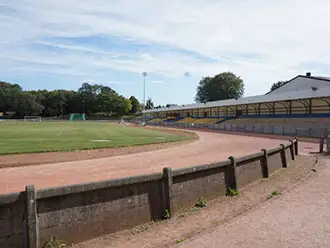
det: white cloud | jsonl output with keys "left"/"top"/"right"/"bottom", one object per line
{"left": 107, "top": 81, "right": 135, "bottom": 86}
{"left": 151, "top": 80, "right": 167, "bottom": 84}
{"left": 1, "top": 0, "right": 330, "bottom": 97}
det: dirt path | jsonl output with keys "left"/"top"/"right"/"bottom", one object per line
{"left": 0, "top": 130, "right": 319, "bottom": 194}
{"left": 175, "top": 155, "right": 330, "bottom": 248}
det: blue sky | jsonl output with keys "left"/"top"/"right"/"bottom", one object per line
{"left": 0, "top": 0, "right": 330, "bottom": 105}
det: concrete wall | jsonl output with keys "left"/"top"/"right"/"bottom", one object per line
{"left": 171, "top": 162, "right": 230, "bottom": 213}
{"left": 0, "top": 140, "right": 298, "bottom": 248}
{"left": 236, "top": 153, "right": 264, "bottom": 188}
{"left": 37, "top": 174, "right": 165, "bottom": 245}
{"left": 0, "top": 192, "right": 26, "bottom": 248}
{"left": 150, "top": 121, "right": 329, "bottom": 138}
{"left": 267, "top": 148, "right": 284, "bottom": 174}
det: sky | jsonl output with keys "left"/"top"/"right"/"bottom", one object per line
{"left": 0, "top": 0, "right": 330, "bottom": 106}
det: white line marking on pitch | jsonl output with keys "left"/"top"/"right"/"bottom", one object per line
{"left": 57, "top": 128, "right": 65, "bottom": 136}
{"left": 90, "top": 140, "right": 112, "bottom": 142}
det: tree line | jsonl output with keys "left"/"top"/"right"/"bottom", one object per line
{"left": 1, "top": 73, "right": 285, "bottom": 118}
{"left": 0, "top": 81, "right": 142, "bottom": 118}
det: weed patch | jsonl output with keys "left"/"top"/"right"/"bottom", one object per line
{"left": 176, "top": 238, "right": 186, "bottom": 243}
{"left": 267, "top": 190, "right": 282, "bottom": 200}
{"left": 43, "top": 236, "right": 67, "bottom": 248}
{"left": 227, "top": 187, "right": 240, "bottom": 197}
{"left": 195, "top": 197, "right": 208, "bottom": 208}
{"left": 163, "top": 209, "right": 170, "bottom": 220}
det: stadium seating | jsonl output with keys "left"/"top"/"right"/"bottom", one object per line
{"left": 148, "top": 118, "right": 166, "bottom": 123}
{"left": 164, "top": 116, "right": 184, "bottom": 122}
{"left": 175, "top": 117, "right": 224, "bottom": 124}
{"left": 192, "top": 118, "right": 223, "bottom": 124}
{"left": 176, "top": 117, "right": 195, "bottom": 123}
{"left": 222, "top": 116, "right": 330, "bottom": 127}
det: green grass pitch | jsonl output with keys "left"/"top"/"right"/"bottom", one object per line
{"left": 0, "top": 121, "right": 188, "bottom": 155}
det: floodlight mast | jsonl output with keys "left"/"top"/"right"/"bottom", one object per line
{"left": 142, "top": 72, "right": 147, "bottom": 123}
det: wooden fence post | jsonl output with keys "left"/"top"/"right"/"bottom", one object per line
{"left": 163, "top": 167, "right": 173, "bottom": 218}
{"left": 226, "top": 156, "right": 238, "bottom": 193}
{"left": 261, "top": 149, "right": 269, "bottom": 178}
{"left": 280, "top": 144, "right": 287, "bottom": 168}
{"left": 319, "top": 136, "right": 324, "bottom": 153}
{"left": 294, "top": 138, "right": 298, "bottom": 155}
{"left": 25, "top": 185, "right": 39, "bottom": 248}
{"left": 289, "top": 140, "right": 295, "bottom": 160}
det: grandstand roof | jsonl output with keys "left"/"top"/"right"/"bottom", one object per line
{"left": 143, "top": 85, "right": 330, "bottom": 113}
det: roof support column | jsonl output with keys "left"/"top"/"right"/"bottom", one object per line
{"left": 289, "top": 100, "right": 292, "bottom": 115}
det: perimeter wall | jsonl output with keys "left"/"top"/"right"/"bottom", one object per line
{"left": 0, "top": 139, "right": 298, "bottom": 248}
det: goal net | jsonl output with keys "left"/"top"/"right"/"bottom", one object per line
{"left": 24, "top": 116, "right": 42, "bottom": 122}
{"left": 69, "top": 113, "right": 85, "bottom": 121}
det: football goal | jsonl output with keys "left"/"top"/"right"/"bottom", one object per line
{"left": 69, "top": 113, "right": 86, "bottom": 121}
{"left": 24, "top": 116, "right": 42, "bottom": 122}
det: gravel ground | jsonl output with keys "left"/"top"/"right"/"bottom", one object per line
{"left": 175, "top": 156, "right": 330, "bottom": 248}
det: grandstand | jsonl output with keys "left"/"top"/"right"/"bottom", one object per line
{"left": 143, "top": 73, "right": 330, "bottom": 137}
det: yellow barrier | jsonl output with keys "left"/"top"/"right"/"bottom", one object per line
{"left": 149, "top": 118, "right": 166, "bottom": 123}
{"left": 176, "top": 117, "right": 195, "bottom": 123}
{"left": 192, "top": 118, "right": 223, "bottom": 124}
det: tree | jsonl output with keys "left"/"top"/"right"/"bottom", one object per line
{"left": 16, "top": 92, "right": 43, "bottom": 117}
{"left": 0, "top": 81, "right": 140, "bottom": 118}
{"left": 195, "top": 72, "right": 244, "bottom": 103}
{"left": 78, "top": 83, "right": 100, "bottom": 115}
{"left": 0, "top": 81, "right": 22, "bottom": 112}
{"left": 112, "top": 95, "right": 132, "bottom": 116}
{"left": 145, "top": 98, "right": 154, "bottom": 110}
{"left": 270, "top": 81, "right": 286, "bottom": 92}
{"left": 129, "top": 96, "right": 141, "bottom": 114}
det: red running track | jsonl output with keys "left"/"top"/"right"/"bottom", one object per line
{"left": 0, "top": 131, "right": 318, "bottom": 194}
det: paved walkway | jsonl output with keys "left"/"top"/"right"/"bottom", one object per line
{"left": 175, "top": 156, "right": 330, "bottom": 248}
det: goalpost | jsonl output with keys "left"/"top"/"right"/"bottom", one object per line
{"left": 24, "top": 116, "right": 42, "bottom": 122}
{"left": 69, "top": 113, "right": 85, "bottom": 121}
